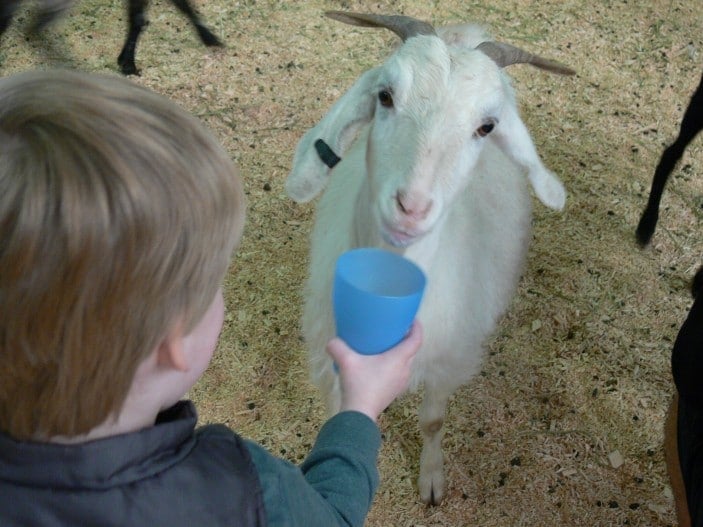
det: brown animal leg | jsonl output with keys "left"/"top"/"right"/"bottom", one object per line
{"left": 664, "top": 392, "right": 692, "bottom": 527}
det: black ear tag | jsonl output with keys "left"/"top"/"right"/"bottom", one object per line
{"left": 314, "top": 139, "right": 341, "bottom": 168}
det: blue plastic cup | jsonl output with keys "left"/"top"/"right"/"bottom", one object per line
{"left": 333, "top": 248, "right": 426, "bottom": 354}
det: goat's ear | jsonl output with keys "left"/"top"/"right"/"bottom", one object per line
{"left": 491, "top": 104, "right": 567, "bottom": 211}
{"left": 285, "top": 68, "right": 379, "bottom": 203}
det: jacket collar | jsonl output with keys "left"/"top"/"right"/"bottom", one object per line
{"left": 0, "top": 401, "right": 197, "bottom": 490}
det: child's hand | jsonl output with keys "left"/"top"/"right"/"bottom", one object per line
{"left": 326, "top": 320, "right": 422, "bottom": 422}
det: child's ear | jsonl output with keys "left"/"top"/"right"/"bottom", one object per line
{"left": 156, "top": 324, "right": 188, "bottom": 372}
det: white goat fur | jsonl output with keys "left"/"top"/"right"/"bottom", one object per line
{"left": 286, "top": 22, "right": 567, "bottom": 504}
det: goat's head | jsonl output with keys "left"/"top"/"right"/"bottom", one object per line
{"left": 286, "top": 12, "right": 573, "bottom": 247}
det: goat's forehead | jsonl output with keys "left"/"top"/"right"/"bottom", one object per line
{"left": 380, "top": 37, "right": 450, "bottom": 93}
{"left": 380, "top": 39, "right": 505, "bottom": 114}
{"left": 448, "top": 51, "right": 505, "bottom": 107}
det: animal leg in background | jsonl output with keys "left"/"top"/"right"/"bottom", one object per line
{"left": 117, "top": 0, "right": 222, "bottom": 75}
{"left": 0, "top": 0, "right": 22, "bottom": 38}
{"left": 692, "top": 265, "right": 703, "bottom": 298}
{"left": 117, "top": 0, "right": 149, "bottom": 75}
{"left": 0, "top": 0, "right": 71, "bottom": 40}
{"left": 664, "top": 392, "right": 692, "bottom": 527}
{"left": 0, "top": 0, "right": 75, "bottom": 65}
{"left": 27, "top": 0, "right": 73, "bottom": 36}
{"left": 637, "top": 71, "right": 703, "bottom": 246}
{"left": 170, "top": 0, "right": 222, "bottom": 47}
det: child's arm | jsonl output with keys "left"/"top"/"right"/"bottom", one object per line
{"left": 246, "top": 411, "right": 380, "bottom": 527}
{"left": 245, "top": 325, "right": 421, "bottom": 526}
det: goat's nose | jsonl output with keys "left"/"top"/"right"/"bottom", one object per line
{"left": 396, "top": 190, "right": 433, "bottom": 220}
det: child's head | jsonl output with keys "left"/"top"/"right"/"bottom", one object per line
{"left": 0, "top": 69, "right": 245, "bottom": 441}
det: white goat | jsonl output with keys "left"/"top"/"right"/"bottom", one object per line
{"left": 286, "top": 12, "right": 573, "bottom": 505}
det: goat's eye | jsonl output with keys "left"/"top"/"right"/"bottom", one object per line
{"left": 378, "top": 89, "right": 394, "bottom": 108}
{"left": 476, "top": 122, "right": 495, "bottom": 137}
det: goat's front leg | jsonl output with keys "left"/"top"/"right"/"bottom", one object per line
{"left": 418, "top": 380, "right": 455, "bottom": 505}
{"left": 169, "top": 0, "right": 222, "bottom": 47}
{"left": 118, "top": 0, "right": 148, "bottom": 75}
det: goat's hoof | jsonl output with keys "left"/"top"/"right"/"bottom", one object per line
{"left": 420, "top": 485, "right": 443, "bottom": 506}
{"left": 418, "top": 471, "right": 444, "bottom": 506}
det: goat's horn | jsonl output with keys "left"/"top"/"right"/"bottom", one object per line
{"left": 325, "top": 11, "right": 436, "bottom": 41}
{"left": 477, "top": 41, "right": 575, "bottom": 75}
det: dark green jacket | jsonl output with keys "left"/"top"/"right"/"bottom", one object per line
{"left": 246, "top": 409, "right": 381, "bottom": 526}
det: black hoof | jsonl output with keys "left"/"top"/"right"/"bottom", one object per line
{"left": 118, "top": 60, "right": 139, "bottom": 76}
{"left": 635, "top": 209, "right": 657, "bottom": 247}
{"left": 196, "top": 25, "right": 222, "bottom": 47}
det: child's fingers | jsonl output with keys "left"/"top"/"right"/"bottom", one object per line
{"left": 386, "top": 320, "right": 423, "bottom": 363}
{"left": 403, "top": 320, "right": 423, "bottom": 352}
{"left": 327, "top": 319, "right": 423, "bottom": 365}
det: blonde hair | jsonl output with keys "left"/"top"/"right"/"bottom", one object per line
{"left": 0, "top": 69, "right": 245, "bottom": 440}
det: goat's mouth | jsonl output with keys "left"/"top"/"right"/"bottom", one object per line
{"left": 381, "top": 221, "right": 425, "bottom": 248}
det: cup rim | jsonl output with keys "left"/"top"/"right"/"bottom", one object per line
{"left": 335, "top": 247, "right": 426, "bottom": 299}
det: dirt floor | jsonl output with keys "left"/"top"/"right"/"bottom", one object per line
{"left": 2, "top": 0, "right": 702, "bottom": 525}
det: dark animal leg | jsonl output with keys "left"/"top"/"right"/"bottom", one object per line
{"left": 692, "top": 265, "right": 703, "bottom": 299}
{"left": 118, "top": 0, "right": 148, "bottom": 75}
{"left": 19, "top": 1, "right": 76, "bottom": 67}
{"left": 636, "top": 72, "right": 703, "bottom": 246}
{"left": 0, "top": 0, "right": 22, "bottom": 39}
{"left": 28, "top": 2, "right": 71, "bottom": 36}
{"left": 169, "top": 0, "right": 222, "bottom": 47}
